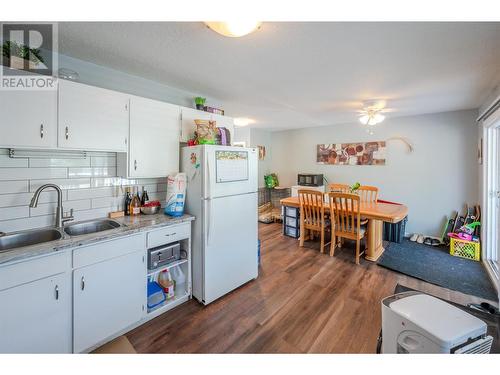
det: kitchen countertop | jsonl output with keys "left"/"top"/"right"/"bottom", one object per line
{"left": 0, "top": 213, "right": 195, "bottom": 266}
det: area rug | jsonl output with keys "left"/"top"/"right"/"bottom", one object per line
{"left": 377, "top": 239, "right": 497, "bottom": 301}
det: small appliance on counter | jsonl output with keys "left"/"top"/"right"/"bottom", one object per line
{"left": 381, "top": 291, "right": 493, "bottom": 353}
{"left": 297, "top": 173, "right": 324, "bottom": 187}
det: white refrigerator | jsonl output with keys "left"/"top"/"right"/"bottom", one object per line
{"left": 181, "top": 145, "right": 259, "bottom": 305}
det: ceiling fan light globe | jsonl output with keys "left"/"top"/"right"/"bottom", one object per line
{"left": 205, "top": 21, "right": 262, "bottom": 37}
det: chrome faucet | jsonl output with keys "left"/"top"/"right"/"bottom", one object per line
{"left": 30, "top": 184, "right": 74, "bottom": 228}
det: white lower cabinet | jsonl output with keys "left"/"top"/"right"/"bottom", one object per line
{"left": 0, "top": 271, "right": 72, "bottom": 353}
{"left": 73, "top": 249, "right": 146, "bottom": 353}
{"left": 0, "top": 223, "right": 191, "bottom": 354}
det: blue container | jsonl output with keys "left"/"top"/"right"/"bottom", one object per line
{"left": 147, "top": 281, "right": 166, "bottom": 309}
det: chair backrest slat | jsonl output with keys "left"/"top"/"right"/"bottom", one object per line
{"left": 357, "top": 185, "right": 379, "bottom": 202}
{"left": 298, "top": 189, "right": 324, "bottom": 229}
{"left": 327, "top": 192, "right": 361, "bottom": 235}
{"left": 328, "top": 183, "right": 350, "bottom": 193}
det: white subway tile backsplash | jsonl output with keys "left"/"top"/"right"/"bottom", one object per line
{"left": 30, "top": 199, "right": 91, "bottom": 217}
{"left": 0, "top": 167, "right": 67, "bottom": 181}
{"left": 91, "top": 155, "right": 117, "bottom": 167}
{"left": 0, "top": 149, "right": 166, "bottom": 232}
{"left": 72, "top": 208, "right": 113, "bottom": 222}
{"left": 68, "top": 167, "right": 115, "bottom": 178}
{"left": 0, "top": 206, "right": 30, "bottom": 220}
{"left": 157, "top": 183, "right": 168, "bottom": 191}
{"left": 67, "top": 187, "right": 118, "bottom": 201}
{"left": 0, "top": 155, "right": 29, "bottom": 168}
{"left": 30, "top": 178, "right": 91, "bottom": 191}
{"left": 91, "top": 196, "right": 123, "bottom": 210}
{"left": 0, "top": 215, "right": 56, "bottom": 233}
{"left": 0, "top": 180, "right": 29, "bottom": 194}
{"left": 91, "top": 177, "right": 124, "bottom": 188}
{"left": 29, "top": 158, "right": 91, "bottom": 168}
{"left": 0, "top": 190, "right": 60, "bottom": 208}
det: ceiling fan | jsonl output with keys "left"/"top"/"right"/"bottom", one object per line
{"left": 357, "top": 101, "right": 393, "bottom": 126}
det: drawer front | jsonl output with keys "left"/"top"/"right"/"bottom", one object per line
{"left": 147, "top": 223, "right": 190, "bottom": 249}
{"left": 0, "top": 252, "right": 71, "bottom": 292}
{"left": 73, "top": 233, "right": 145, "bottom": 268}
{"left": 285, "top": 206, "right": 298, "bottom": 218}
{"left": 284, "top": 226, "right": 299, "bottom": 238}
{"left": 285, "top": 216, "right": 298, "bottom": 228}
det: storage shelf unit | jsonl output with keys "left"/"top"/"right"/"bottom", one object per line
{"left": 146, "top": 258, "right": 188, "bottom": 277}
{"left": 283, "top": 205, "right": 300, "bottom": 238}
{"left": 147, "top": 283, "right": 189, "bottom": 314}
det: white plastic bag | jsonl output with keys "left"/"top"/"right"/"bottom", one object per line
{"left": 164, "top": 173, "right": 187, "bottom": 217}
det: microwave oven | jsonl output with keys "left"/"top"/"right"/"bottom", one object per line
{"left": 297, "top": 174, "right": 324, "bottom": 187}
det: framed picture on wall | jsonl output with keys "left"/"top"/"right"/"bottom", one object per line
{"left": 258, "top": 145, "right": 266, "bottom": 160}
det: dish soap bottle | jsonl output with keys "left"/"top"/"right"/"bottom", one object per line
{"left": 158, "top": 270, "right": 175, "bottom": 300}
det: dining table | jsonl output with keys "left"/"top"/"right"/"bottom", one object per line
{"left": 280, "top": 196, "right": 409, "bottom": 261}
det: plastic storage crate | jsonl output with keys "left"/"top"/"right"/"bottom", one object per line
{"left": 283, "top": 206, "right": 300, "bottom": 238}
{"left": 383, "top": 216, "right": 408, "bottom": 243}
{"left": 450, "top": 237, "right": 481, "bottom": 261}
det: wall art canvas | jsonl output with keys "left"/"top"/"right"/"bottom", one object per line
{"left": 258, "top": 145, "right": 266, "bottom": 160}
{"left": 317, "top": 141, "right": 386, "bottom": 165}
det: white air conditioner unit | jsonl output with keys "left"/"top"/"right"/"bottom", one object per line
{"left": 381, "top": 291, "right": 493, "bottom": 353}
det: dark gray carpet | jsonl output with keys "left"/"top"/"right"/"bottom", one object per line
{"left": 377, "top": 239, "right": 497, "bottom": 301}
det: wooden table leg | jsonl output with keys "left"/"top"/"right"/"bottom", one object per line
{"left": 365, "top": 219, "right": 384, "bottom": 261}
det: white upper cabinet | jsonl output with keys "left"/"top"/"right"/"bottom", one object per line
{"left": 58, "top": 79, "right": 129, "bottom": 152}
{"left": 180, "top": 107, "right": 234, "bottom": 144}
{"left": 0, "top": 89, "right": 57, "bottom": 149}
{"left": 118, "top": 96, "right": 180, "bottom": 178}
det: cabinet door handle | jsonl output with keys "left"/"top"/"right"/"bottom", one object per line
{"left": 81, "top": 276, "right": 85, "bottom": 291}
{"left": 65, "top": 126, "right": 69, "bottom": 140}
{"left": 134, "top": 160, "right": 137, "bottom": 171}
{"left": 55, "top": 285, "right": 59, "bottom": 300}
{"left": 165, "top": 232, "right": 176, "bottom": 237}
{"left": 40, "top": 124, "right": 44, "bottom": 139}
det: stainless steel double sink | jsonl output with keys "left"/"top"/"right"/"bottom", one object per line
{"left": 0, "top": 219, "right": 122, "bottom": 253}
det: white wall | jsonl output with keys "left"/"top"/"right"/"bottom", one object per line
{"left": 234, "top": 128, "right": 273, "bottom": 188}
{"left": 270, "top": 110, "right": 479, "bottom": 236}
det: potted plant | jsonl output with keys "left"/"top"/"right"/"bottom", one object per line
{"left": 1, "top": 41, "right": 45, "bottom": 70}
{"left": 194, "top": 97, "right": 206, "bottom": 110}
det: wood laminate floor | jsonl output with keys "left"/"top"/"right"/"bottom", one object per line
{"left": 126, "top": 223, "right": 493, "bottom": 353}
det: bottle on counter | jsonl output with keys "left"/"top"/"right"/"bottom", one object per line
{"left": 130, "top": 187, "right": 141, "bottom": 216}
{"left": 141, "top": 186, "right": 149, "bottom": 206}
{"left": 124, "top": 188, "right": 132, "bottom": 216}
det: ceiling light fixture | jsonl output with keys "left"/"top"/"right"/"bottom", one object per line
{"left": 233, "top": 117, "right": 255, "bottom": 127}
{"left": 204, "top": 22, "right": 262, "bottom": 38}
{"left": 359, "top": 111, "right": 385, "bottom": 126}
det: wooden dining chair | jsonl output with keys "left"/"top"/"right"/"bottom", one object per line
{"left": 298, "top": 189, "right": 329, "bottom": 253}
{"left": 328, "top": 183, "right": 350, "bottom": 193}
{"left": 327, "top": 192, "right": 366, "bottom": 264}
{"left": 357, "top": 185, "right": 379, "bottom": 202}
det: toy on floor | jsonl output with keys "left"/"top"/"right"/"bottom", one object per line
{"left": 448, "top": 221, "right": 480, "bottom": 242}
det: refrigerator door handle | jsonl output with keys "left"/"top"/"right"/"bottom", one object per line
{"left": 206, "top": 153, "right": 211, "bottom": 199}
{"left": 206, "top": 198, "right": 214, "bottom": 246}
